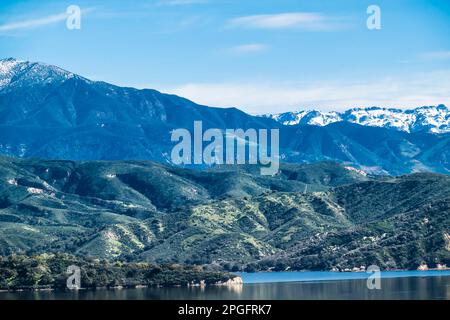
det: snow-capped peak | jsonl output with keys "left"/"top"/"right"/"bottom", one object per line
{"left": 0, "top": 57, "right": 78, "bottom": 90}
{"left": 271, "top": 110, "right": 342, "bottom": 126}
{"left": 265, "top": 105, "right": 450, "bottom": 134}
{"left": 0, "top": 58, "right": 23, "bottom": 87}
{"left": 0, "top": 58, "right": 21, "bottom": 72}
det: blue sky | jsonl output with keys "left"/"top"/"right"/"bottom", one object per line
{"left": 0, "top": 0, "right": 450, "bottom": 114}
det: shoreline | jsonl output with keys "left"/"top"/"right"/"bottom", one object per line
{"left": 0, "top": 276, "right": 244, "bottom": 293}
{"left": 2, "top": 270, "right": 450, "bottom": 293}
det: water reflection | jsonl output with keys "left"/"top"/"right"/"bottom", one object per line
{"left": 1, "top": 276, "right": 449, "bottom": 300}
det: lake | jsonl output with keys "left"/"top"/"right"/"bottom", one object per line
{"left": 1, "top": 271, "right": 449, "bottom": 300}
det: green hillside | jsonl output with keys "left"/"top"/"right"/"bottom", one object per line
{"left": 0, "top": 156, "right": 448, "bottom": 270}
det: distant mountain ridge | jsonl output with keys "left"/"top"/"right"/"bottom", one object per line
{"left": 0, "top": 57, "right": 275, "bottom": 160}
{"left": 265, "top": 105, "right": 450, "bottom": 134}
{"left": 2, "top": 57, "right": 450, "bottom": 175}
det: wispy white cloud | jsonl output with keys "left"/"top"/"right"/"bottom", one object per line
{"left": 227, "top": 12, "right": 346, "bottom": 31}
{"left": 160, "top": 71, "right": 450, "bottom": 114}
{"left": 0, "top": 13, "right": 68, "bottom": 32}
{"left": 230, "top": 43, "right": 268, "bottom": 54}
{"left": 156, "top": 0, "right": 208, "bottom": 6}
{"left": 0, "top": 8, "right": 94, "bottom": 33}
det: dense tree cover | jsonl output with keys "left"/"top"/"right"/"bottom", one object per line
{"left": 0, "top": 254, "right": 233, "bottom": 291}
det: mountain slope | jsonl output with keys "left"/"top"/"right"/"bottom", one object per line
{"left": 259, "top": 174, "right": 450, "bottom": 270}
{"left": 280, "top": 122, "right": 450, "bottom": 175}
{"left": 0, "top": 156, "right": 367, "bottom": 258}
{"left": 0, "top": 157, "right": 448, "bottom": 270}
{"left": 0, "top": 58, "right": 276, "bottom": 161}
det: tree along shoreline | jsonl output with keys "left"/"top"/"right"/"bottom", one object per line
{"left": 0, "top": 253, "right": 236, "bottom": 292}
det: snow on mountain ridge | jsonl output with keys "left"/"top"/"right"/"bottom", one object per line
{"left": 0, "top": 58, "right": 21, "bottom": 73}
{"left": 0, "top": 58, "right": 84, "bottom": 91}
{"left": 0, "top": 58, "right": 22, "bottom": 88}
{"left": 2, "top": 58, "right": 448, "bottom": 134}
{"left": 266, "top": 105, "right": 450, "bottom": 134}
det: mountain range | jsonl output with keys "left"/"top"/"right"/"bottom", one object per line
{"left": 0, "top": 156, "right": 448, "bottom": 270}
{"left": 1, "top": 57, "right": 450, "bottom": 176}
{"left": 0, "top": 58, "right": 449, "bottom": 271}
{"left": 0, "top": 58, "right": 274, "bottom": 160}
{"left": 265, "top": 105, "right": 450, "bottom": 134}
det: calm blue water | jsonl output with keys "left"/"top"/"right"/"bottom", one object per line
{"left": 1, "top": 271, "right": 449, "bottom": 300}
{"left": 239, "top": 270, "right": 450, "bottom": 284}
